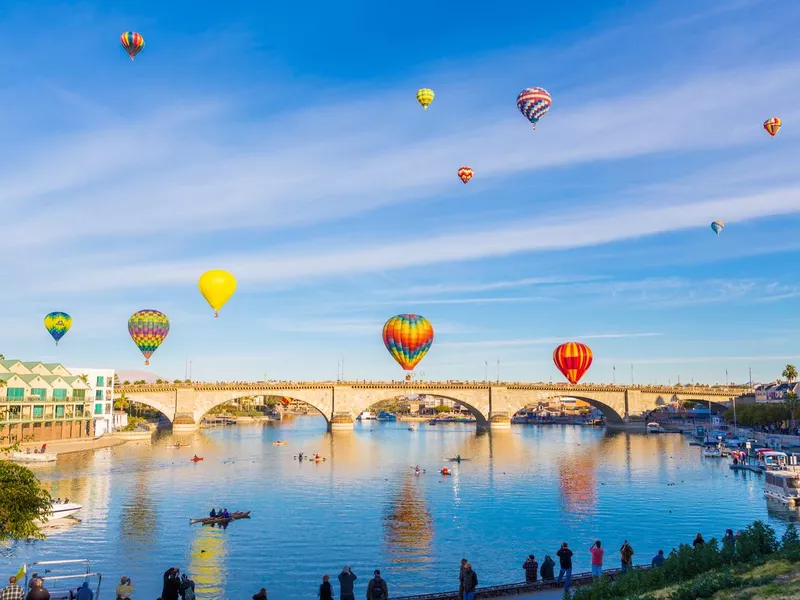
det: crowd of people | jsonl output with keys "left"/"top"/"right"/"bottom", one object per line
{"left": 0, "top": 529, "right": 738, "bottom": 599}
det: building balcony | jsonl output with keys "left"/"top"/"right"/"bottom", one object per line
{"left": 2, "top": 395, "right": 85, "bottom": 403}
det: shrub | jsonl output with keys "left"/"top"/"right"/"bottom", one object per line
{"left": 780, "top": 523, "right": 800, "bottom": 559}
{"left": 735, "top": 521, "right": 778, "bottom": 562}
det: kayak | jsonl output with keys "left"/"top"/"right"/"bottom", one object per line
{"left": 445, "top": 458, "right": 471, "bottom": 462}
{"left": 167, "top": 443, "right": 190, "bottom": 449}
{"left": 440, "top": 469, "right": 451, "bottom": 475}
{"left": 190, "top": 457, "right": 204, "bottom": 462}
{"left": 273, "top": 442, "right": 288, "bottom": 446}
{"left": 190, "top": 511, "right": 251, "bottom": 525}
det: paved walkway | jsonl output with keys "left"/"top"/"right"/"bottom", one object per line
{"left": 20, "top": 436, "right": 126, "bottom": 455}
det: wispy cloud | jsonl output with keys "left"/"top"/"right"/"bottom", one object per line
{"left": 389, "top": 276, "right": 607, "bottom": 296}
{"left": 598, "top": 355, "right": 800, "bottom": 365}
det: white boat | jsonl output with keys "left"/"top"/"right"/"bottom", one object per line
{"left": 357, "top": 411, "right": 377, "bottom": 421}
{"left": 408, "top": 424, "right": 417, "bottom": 431}
{"left": 764, "top": 470, "right": 800, "bottom": 506}
{"left": 646, "top": 422, "right": 666, "bottom": 433}
{"left": 758, "top": 450, "right": 789, "bottom": 471}
{"left": 44, "top": 501, "right": 82, "bottom": 522}
{"left": 9, "top": 451, "right": 57, "bottom": 463}
{"left": 703, "top": 447, "right": 723, "bottom": 458}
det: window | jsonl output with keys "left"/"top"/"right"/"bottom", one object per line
{"left": 53, "top": 389, "right": 67, "bottom": 400}
{"left": 65, "top": 405, "right": 74, "bottom": 418}
{"left": 6, "top": 388, "right": 24, "bottom": 400}
{"left": 95, "top": 390, "right": 103, "bottom": 400}
{"left": 73, "top": 390, "right": 86, "bottom": 400}
{"left": 105, "top": 403, "right": 111, "bottom": 414}
{"left": 96, "top": 376, "right": 104, "bottom": 387}
{"left": 31, "top": 388, "right": 47, "bottom": 400}
{"left": 94, "top": 403, "right": 103, "bottom": 415}
{"left": 33, "top": 405, "right": 43, "bottom": 418}
{"left": 55, "top": 405, "right": 65, "bottom": 418}
{"left": 75, "top": 405, "right": 84, "bottom": 417}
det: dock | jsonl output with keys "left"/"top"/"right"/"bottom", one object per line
{"left": 729, "top": 463, "right": 763, "bottom": 474}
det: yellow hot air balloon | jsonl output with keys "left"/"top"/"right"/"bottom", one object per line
{"left": 416, "top": 88, "right": 435, "bottom": 111}
{"left": 198, "top": 270, "right": 237, "bottom": 317}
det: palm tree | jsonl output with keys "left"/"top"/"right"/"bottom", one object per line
{"left": 783, "top": 365, "right": 798, "bottom": 383}
{"left": 78, "top": 374, "right": 89, "bottom": 385}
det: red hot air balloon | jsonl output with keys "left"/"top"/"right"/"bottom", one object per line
{"left": 382, "top": 314, "right": 434, "bottom": 371}
{"left": 553, "top": 342, "right": 593, "bottom": 384}
{"left": 457, "top": 166, "right": 474, "bottom": 184}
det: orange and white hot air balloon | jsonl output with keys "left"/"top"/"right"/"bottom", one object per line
{"left": 764, "top": 117, "right": 781, "bottom": 137}
{"left": 553, "top": 342, "right": 593, "bottom": 384}
{"left": 457, "top": 166, "right": 474, "bottom": 184}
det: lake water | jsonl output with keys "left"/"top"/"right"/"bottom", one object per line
{"left": 1, "top": 419, "right": 795, "bottom": 599}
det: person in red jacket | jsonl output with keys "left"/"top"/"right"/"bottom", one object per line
{"left": 589, "top": 540, "right": 604, "bottom": 578}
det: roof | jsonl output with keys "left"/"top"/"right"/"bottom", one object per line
{"left": 0, "top": 373, "right": 22, "bottom": 383}
{"left": 39, "top": 375, "right": 70, "bottom": 386}
{"left": 0, "top": 360, "right": 23, "bottom": 368}
{"left": 20, "top": 361, "right": 45, "bottom": 370}
{"left": 15, "top": 374, "right": 50, "bottom": 385}
{"left": 43, "top": 363, "right": 71, "bottom": 373}
{"left": 62, "top": 376, "right": 89, "bottom": 388}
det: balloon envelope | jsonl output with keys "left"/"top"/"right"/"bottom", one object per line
{"left": 383, "top": 314, "right": 434, "bottom": 371}
{"left": 44, "top": 312, "right": 72, "bottom": 345}
{"left": 198, "top": 270, "right": 237, "bottom": 317}
{"left": 120, "top": 32, "right": 145, "bottom": 60}
{"left": 711, "top": 221, "right": 724, "bottom": 235}
{"left": 128, "top": 309, "right": 169, "bottom": 366}
{"left": 416, "top": 88, "right": 435, "bottom": 110}
{"left": 553, "top": 342, "right": 593, "bottom": 384}
{"left": 457, "top": 166, "right": 474, "bottom": 184}
{"left": 764, "top": 117, "right": 781, "bottom": 137}
{"left": 517, "top": 87, "right": 552, "bottom": 129}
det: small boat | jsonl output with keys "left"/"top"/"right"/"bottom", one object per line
{"left": 377, "top": 412, "right": 397, "bottom": 422}
{"left": 166, "top": 443, "right": 190, "bottom": 449}
{"left": 190, "top": 510, "right": 251, "bottom": 525}
{"left": 9, "top": 451, "right": 57, "bottom": 463}
{"left": 357, "top": 411, "right": 377, "bottom": 421}
{"left": 273, "top": 441, "right": 288, "bottom": 446}
{"left": 190, "top": 457, "right": 204, "bottom": 462}
{"left": 445, "top": 457, "right": 471, "bottom": 462}
{"left": 646, "top": 422, "right": 666, "bottom": 434}
{"left": 40, "top": 501, "right": 82, "bottom": 523}
{"left": 440, "top": 468, "right": 451, "bottom": 475}
{"left": 408, "top": 424, "right": 417, "bottom": 431}
{"left": 703, "top": 448, "right": 723, "bottom": 458}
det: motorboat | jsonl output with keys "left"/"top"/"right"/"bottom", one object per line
{"left": 357, "top": 411, "right": 377, "bottom": 421}
{"left": 764, "top": 471, "right": 800, "bottom": 506}
{"left": 646, "top": 422, "right": 666, "bottom": 434}
{"left": 408, "top": 424, "right": 417, "bottom": 431}
{"left": 377, "top": 412, "right": 397, "bottom": 422}
{"left": 757, "top": 450, "right": 789, "bottom": 471}
{"left": 703, "top": 447, "right": 723, "bottom": 458}
{"left": 42, "top": 501, "right": 82, "bottom": 523}
{"left": 9, "top": 450, "right": 57, "bottom": 463}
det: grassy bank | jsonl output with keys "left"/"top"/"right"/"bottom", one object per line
{"left": 571, "top": 521, "right": 800, "bottom": 600}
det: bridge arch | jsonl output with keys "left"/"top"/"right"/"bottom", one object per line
{"left": 361, "top": 393, "right": 490, "bottom": 430}
{"left": 192, "top": 389, "right": 334, "bottom": 427}
{"left": 119, "top": 391, "right": 177, "bottom": 423}
{"left": 542, "top": 395, "right": 624, "bottom": 424}
{"left": 194, "top": 393, "right": 331, "bottom": 427}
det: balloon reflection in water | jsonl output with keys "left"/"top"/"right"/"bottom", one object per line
{"left": 383, "top": 474, "right": 433, "bottom": 567}
{"left": 558, "top": 453, "right": 597, "bottom": 518}
{"left": 189, "top": 521, "right": 228, "bottom": 597}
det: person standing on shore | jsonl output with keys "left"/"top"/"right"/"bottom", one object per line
{"left": 458, "top": 558, "right": 467, "bottom": 599}
{"left": 461, "top": 563, "right": 478, "bottom": 600}
{"left": 161, "top": 568, "right": 180, "bottom": 600}
{"left": 2, "top": 576, "right": 24, "bottom": 600}
{"left": 366, "top": 570, "right": 387, "bottom": 600}
{"left": 338, "top": 567, "right": 357, "bottom": 600}
{"left": 319, "top": 575, "right": 333, "bottom": 600}
{"left": 693, "top": 533, "right": 705, "bottom": 548}
{"left": 556, "top": 543, "right": 573, "bottom": 591}
{"left": 540, "top": 556, "right": 555, "bottom": 582}
{"left": 651, "top": 550, "right": 665, "bottom": 567}
{"left": 620, "top": 541, "right": 634, "bottom": 573}
{"left": 522, "top": 555, "right": 538, "bottom": 583}
{"left": 589, "top": 540, "right": 604, "bottom": 578}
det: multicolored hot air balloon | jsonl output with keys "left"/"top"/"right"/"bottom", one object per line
{"left": 517, "top": 87, "right": 552, "bottom": 130}
{"left": 553, "top": 342, "right": 593, "bottom": 384}
{"left": 44, "top": 312, "right": 72, "bottom": 346}
{"left": 764, "top": 117, "right": 781, "bottom": 137}
{"left": 198, "top": 270, "right": 237, "bottom": 317}
{"left": 383, "top": 314, "right": 434, "bottom": 371}
{"left": 711, "top": 221, "right": 724, "bottom": 236}
{"left": 457, "top": 166, "right": 474, "bottom": 184}
{"left": 416, "top": 88, "right": 435, "bottom": 111}
{"left": 120, "top": 32, "right": 145, "bottom": 60}
{"left": 128, "top": 310, "right": 169, "bottom": 366}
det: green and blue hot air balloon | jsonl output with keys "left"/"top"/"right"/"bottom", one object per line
{"left": 44, "top": 312, "right": 72, "bottom": 345}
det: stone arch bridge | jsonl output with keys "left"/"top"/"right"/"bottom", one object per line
{"left": 117, "top": 381, "right": 745, "bottom": 432}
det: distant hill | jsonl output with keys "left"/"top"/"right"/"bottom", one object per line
{"left": 116, "top": 369, "right": 166, "bottom": 384}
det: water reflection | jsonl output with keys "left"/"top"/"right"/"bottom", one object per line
{"left": 188, "top": 524, "right": 228, "bottom": 597}
{"left": 383, "top": 473, "right": 432, "bottom": 568}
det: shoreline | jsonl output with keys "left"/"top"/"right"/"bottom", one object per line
{"left": 19, "top": 435, "right": 128, "bottom": 456}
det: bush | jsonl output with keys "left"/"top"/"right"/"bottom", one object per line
{"left": 781, "top": 523, "right": 800, "bottom": 559}
{"left": 735, "top": 521, "right": 778, "bottom": 562}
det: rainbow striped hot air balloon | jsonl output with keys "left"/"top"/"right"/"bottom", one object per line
{"left": 416, "top": 88, "right": 435, "bottom": 111}
{"left": 121, "top": 32, "right": 145, "bottom": 60}
{"left": 383, "top": 314, "right": 434, "bottom": 371}
{"left": 764, "top": 117, "right": 781, "bottom": 137}
{"left": 553, "top": 342, "right": 593, "bottom": 384}
{"left": 128, "top": 309, "right": 169, "bottom": 366}
{"left": 517, "top": 87, "right": 552, "bottom": 130}
{"left": 44, "top": 312, "right": 72, "bottom": 346}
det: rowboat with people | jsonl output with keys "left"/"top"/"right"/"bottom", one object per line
{"left": 190, "top": 511, "right": 251, "bottom": 525}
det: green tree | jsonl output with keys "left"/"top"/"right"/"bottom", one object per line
{"left": 114, "top": 392, "right": 130, "bottom": 412}
{"left": 783, "top": 364, "right": 798, "bottom": 383}
{"left": 78, "top": 374, "right": 89, "bottom": 385}
{"left": 0, "top": 460, "right": 52, "bottom": 540}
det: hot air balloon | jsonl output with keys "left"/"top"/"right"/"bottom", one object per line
{"left": 711, "top": 221, "right": 724, "bottom": 236}
{"left": 383, "top": 314, "right": 434, "bottom": 371}
{"left": 416, "top": 88, "right": 435, "bottom": 111}
{"left": 764, "top": 117, "right": 781, "bottom": 137}
{"left": 128, "top": 310, "right": 169, "bottom": 366}
{"left": 198, "top": 270, "right": 237, "bottom": 317}
{"left": 120, "top": 32, "right": 145, "bottom": 60}
{"left": 457, "top": 166, "right": 474, "bottom": 184}
{"left": 517, "top": 87, "right": 552, "bottom": 130}
{"left": 553, "top": 342, "right": 593, "bottom": 384}
{"left": 44, "top": 312, "right": 72, "bottom": 346}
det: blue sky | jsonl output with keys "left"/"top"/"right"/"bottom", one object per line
{"left": 1, "top": 0, "right": 799, "bottom": 385}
